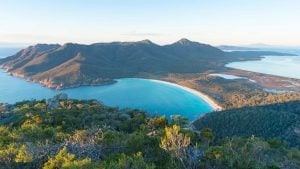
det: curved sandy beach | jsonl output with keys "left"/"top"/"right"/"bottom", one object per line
{"left": 150, "top": 79, "right": 223, "bottom": 111}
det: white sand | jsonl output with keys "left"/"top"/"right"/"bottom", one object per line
{"left": 150, "top": 79, "right": 223, "bottom": 111}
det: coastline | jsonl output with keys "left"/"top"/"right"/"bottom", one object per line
{"left": 0, "top": 68, "right": 223, "bottom": 111}
{"left": 149, "top": 79, "right": 223, "bottom": 111}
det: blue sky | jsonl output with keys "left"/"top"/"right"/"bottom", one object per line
{"left": 0, "top": 0, "right": 300, "bottom": 46}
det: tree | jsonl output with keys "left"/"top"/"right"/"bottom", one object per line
{"left": 0, "top": 143, "right": 18, "bottom": 164}
{"left": 200, "top": 128, "right": 214, "bottom": 146}
{"left": 43, "top": 146, "right": 91, "bottom": 169}
{"left": 160, "top": 125, "right": 191, "bottom": 168}
{"left": 170, "top": 115, "right": 188, "bottom": 127}
{"left": 15, "top": 144, "right": 33, "bottom": 163}
{"left": 147, "top": 116, "right": 167, "bottom": 131}
{"left": 201, "top": 137, "right": 290, "bottom": 169}
{"left": 104, "top": 152, "right": 155, "bottom": 169}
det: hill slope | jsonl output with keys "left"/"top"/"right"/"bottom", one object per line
{"left": 0, "top": 97, "right": 299, "bottom": 169}
{"left": 192, "top": 101, "right": 300, "bottom": 147}
{"left": 0, "top": 39, "right": 291, "bottom": 89}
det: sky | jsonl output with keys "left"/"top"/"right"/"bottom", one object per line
{"left": 0, "top": 0, "right": 300, "bottom": 46}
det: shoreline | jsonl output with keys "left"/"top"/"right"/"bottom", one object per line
{"left": 0, "top": 68, "right": 223, "bottom": 111}
{"left": 149, "top": 79, "right": 223, "bottom": 111}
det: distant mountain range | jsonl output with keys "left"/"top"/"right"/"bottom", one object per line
{"left": 217, "top": 44, "right": 300, "bottom": 50}
{"left": 245, "top": 43, "right": 300, "bottom": 49}
{"left": 0, "top": 39, "right": 293, "bottom": 89}
{"left": 0, "top": 47, "right": 22, "bottom": 58}
{"left": 217, "top": 45, "right": 259, "bottom": 51}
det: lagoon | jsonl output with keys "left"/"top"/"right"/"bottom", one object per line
{"left": 210, "top": 73, "right": 247, "bottom": 80}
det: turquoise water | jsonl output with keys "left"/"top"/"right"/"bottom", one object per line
{"left": 0, "top": 70, "right": 213, "bottom": 120}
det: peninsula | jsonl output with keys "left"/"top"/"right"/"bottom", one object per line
{"left": 0, "top": 39, "right": 292, "bottom": 90}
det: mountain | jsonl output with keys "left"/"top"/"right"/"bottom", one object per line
{"left": 192, "top": 101, "right": 300, "bottom": 147}
{"left": 0, "top": 39, "right": 226, "bottom": 89}
{"left": 217, "top": 45, "right": 259, "bottom": 51}
{"left": 0, "top": 39, "right": 291, "bottom": 89}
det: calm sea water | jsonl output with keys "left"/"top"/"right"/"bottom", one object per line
{"left": 0, "top": 47, "right": 22, "bottom": 58}
{"left": 0, "top": 72, "right": 213, "bottom": 120}
{"left": 0, "top": 48, "right": 214, "bottom": 120}
{"left": 226, "top": 48, "right": 300, "bottom": 79}
{"left": 2, "top": 47, "right": 300, "bottom": 120}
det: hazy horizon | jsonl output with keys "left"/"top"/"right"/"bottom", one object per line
{"left": 1, "top": 0, "right": 300, "bottom": 46}
{"left": 1, "top": 40, "right": 300, "bottom": 49}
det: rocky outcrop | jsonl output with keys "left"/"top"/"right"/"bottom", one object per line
{"left": 0, "top": 103, "right": 13, "bottom": 113}
{"left": 46, "top": 93, "right": 68, "bottom": 109}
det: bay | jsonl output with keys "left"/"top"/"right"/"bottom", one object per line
{"left": 0, "top": 71, "right": 213, "bottom": 121}
{"left": 226, "top": 49, "right": 300, "bottom": 79}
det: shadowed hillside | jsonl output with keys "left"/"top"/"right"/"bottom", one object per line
{"left": 192, "top": 101, "right": 300, "bottom": 147}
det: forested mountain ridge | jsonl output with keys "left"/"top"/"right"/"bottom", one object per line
{"left": 0, "top": 39, "right": 292, "bottom": 89}
{"left": 192, "top": 100, "right": 300, "bottom": 147}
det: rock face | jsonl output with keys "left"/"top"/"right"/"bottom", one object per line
{"left": 0, "top": 104, "right": 4, "bottom": 113}
{"left": 46, "top": 93, "right": 68, "bottom": 109}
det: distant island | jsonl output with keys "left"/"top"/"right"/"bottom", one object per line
{"left": 0, "top": 39, "right": 293, "bottom": 89}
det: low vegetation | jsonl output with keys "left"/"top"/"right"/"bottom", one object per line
{"left": 164, "top": 73, "right": 300, "bottom": 109}
{"left": 195, "top": 75, "right": 300, "bottom": 109}
{"left": 0, "top": 98, "right": 299, "bottom": 169}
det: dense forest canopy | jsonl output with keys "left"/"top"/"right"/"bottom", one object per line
{"left": 192, "top": 101, "right": 300, "bottom": 148}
